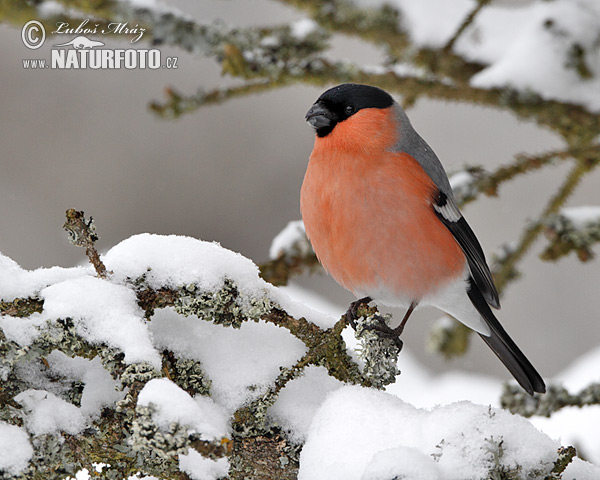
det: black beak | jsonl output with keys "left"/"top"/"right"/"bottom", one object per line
{"left": 305, "top": 102, "right": 332, "bottom": 129}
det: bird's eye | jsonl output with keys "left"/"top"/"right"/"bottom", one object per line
{"left": 344, "top": 105, "right": 356, "bottom": 115}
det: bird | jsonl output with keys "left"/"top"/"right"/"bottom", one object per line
{"left": 300, "top": 83, "right": 545, "bottom": 395}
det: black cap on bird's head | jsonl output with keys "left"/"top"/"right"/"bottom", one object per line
{"left": 305, "top": 84, "right": 394, "bottom": 137}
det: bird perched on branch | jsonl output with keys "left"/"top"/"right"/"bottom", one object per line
{"left": 301, "top": 83, "right": 545, "bottom": 395}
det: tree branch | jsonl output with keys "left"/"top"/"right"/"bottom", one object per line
{"left": 502, "top": 383, "right": 600, "bottom": 418}
{"left": 442, "top": 0, "right": 492, "bottom": 54}
{"left": 63, "top": 209, "right": 111, "bottom": 279}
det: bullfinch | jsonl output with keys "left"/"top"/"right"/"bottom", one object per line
{"left": 301, "top": 83, "right": 545, "bottom": 395}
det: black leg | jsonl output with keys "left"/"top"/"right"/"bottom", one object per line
{"left": 361, "top": 301, "right": 419, "bottom": 350}
{"left": 344, "top": 297, "right": 418, "bottom": 350}
{"left": 391, "top": 301, "right": 417, "bottom": 337}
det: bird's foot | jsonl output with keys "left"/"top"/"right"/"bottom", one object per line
{"left": 345, "top": 296, "right": 372, "bottom": 330}
{"left": 345, "top": 297, "right": 404, "bottom": 351}
{"left": 361, "top": 319, "right": 404, "bottom": 351}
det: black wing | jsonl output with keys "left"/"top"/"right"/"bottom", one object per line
{"left": 433, "top": 191, "right": 500, "bottom": 309}
{"left": 467, "top": 278, "right": 546, "bottom": 395}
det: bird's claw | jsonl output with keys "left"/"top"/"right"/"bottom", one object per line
{"left": 345, "top": 297, "right": 404, "bottom": 351}
{"left": 345, "top": 296, "right": 372, "bottom": 330}
{"left": 361, "top": 317, "right": 404, "bottom": 351}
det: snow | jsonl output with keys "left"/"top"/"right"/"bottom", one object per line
{"left": 394, "top": 0, "right": 473, "bottom": 48}
{"left": 530, "top": 345, "right": 600, "bottom": 465}
{"left": 0, "top": 252, "right": 87, "bottom": 301}
{"left": 565, "top": 458, "right": 600, "bottom": 479}
{"left": 554, "top": 344, "right": 600, "bottom": 391}
{"left": 290, "top": 19, "right": 318, "bottom": 40}
{"left": 269, "top": 366, "right": 346, "bottom": 443}
{"left": 150, "top": 307, "right": 307, "bottom": 413}
{"left": 356, "top": 0, "right": 473, "bottom": 48}
{"left": 137, "top": 378, "right": 229, "bottom": 440}
{"left": 0, "top": 311, "right": 45, "bottom": 346}
{"left": 467, "top": 1, "right": 600, "bottom": 111}
{"left": 531, "top": 406, "right": 600, "bottom": 467}
{"left": 362, "top": 447, "right": 441, "bottom": 480}
{"left": 41, "top": 276, "right": 161, "bottom": 368}
{"left": 35, "top": 0, "right": 66, "bottom": 17}
{"left": 15, "top": 389, "right": 87, "bottom": 436}
{"left": 560, "top": 206, "right": 600, "bottom": 229}
{"left": 9, "top": 353, "right": 122, "bottom": 437}
{"left": 179, "top": 449, "right": 229, "bottom": 480}
{"left": 298, "top": 386, "right": 559, "bottom": 480}
{"left": 268, "top": 220, "right": 310, "bottom": 260}
{"left": 120, "top": 0, "right": 161, "bottom": 9}
{"left": 354, "top": 0, "right": 600, "bottom": 112}
{"left": 45, "top": 351, "right": 123, "bottom": 417}
{"left": 103, "top": 234, "right": 268, "bottom": 301}
{"left": 0, "top": 422, "right": 33, "bottom": 476}
{"left": 449, "top": 170, "right": 474, "bottom": 191}
{"left": 3, "top": 234, "right": 600, "bottom": 476}
{"left": 260, "top": 35, "right": 279, "bottom": 48}
{"left": 275, "top": 282, "right": 339, "bottom": 329}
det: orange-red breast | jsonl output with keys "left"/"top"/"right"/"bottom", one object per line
{"left": 301, "top": 83, "right": 545, "bottom": 395}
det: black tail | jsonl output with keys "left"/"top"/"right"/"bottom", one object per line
{"left": 467, "top": 278, "right": 546, "bottom": 395}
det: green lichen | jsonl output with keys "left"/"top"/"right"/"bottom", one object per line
{"left": 501, "top": 383, "right": 600, "bottom": 418}
{"left": 129, "top": 404, "right": 190, "bottom": 464}
{"left": 129, "top": 403, "right": 229, "bottom": 475}
{"left": 484, "top": 435, "right": 549, "bottom": 480}
{"left": 0, "top": 319, "right": 113, "bottom": 426}
{"left": 120, "top": 363, "right": 160, "bottom": 388}
{"left": 546, "top": 446, "right": 577, "bottom": 479}
{"left": 13, "top": 434, "right": 76, "bottom": 480}
{"left": 353, "top": 307, "right": 401, "bottom": 389}
{"left": 233, "top": 403, "right": 270, "bottom": 439}
{"left": 0, "top": 297, "right": 44, "bottom": 317}
{"left": 166, "top": 354, "right": 212, "bottom": 397}
{"left": 174, "top": 278, "right": 273, "bottom": 328}
{"left": 229, "top": 428, "right": 300, "bottom": 480}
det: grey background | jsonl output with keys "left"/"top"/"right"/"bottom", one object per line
{"left": 2, "top": 0, "right": 599, "bottom": 380}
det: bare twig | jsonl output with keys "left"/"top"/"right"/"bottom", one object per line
{"left": 493, "top": 158, "right": 596, "bottom": 292}
{"left": 442, "top": 0, "right": 492, "bottom": 54}
{"left": 151, "top": 81, "right": 280, "bottom": 119}
{"left": 458, "top": 144, "right": 600, "bottom": 207}
{"left": 63, "top": 209, "right": 111, "bottom": 279}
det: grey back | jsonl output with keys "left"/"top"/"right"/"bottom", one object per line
{"left": 390, "top": 103, "right": 454, "bottom": 199}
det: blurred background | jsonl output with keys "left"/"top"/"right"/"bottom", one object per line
{"left": 2, "top": 0, "right": 599, "bottom": 381}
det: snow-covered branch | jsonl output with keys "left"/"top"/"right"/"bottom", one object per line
{"left": 0, "top": 209, "right": 406, "bottom": 478}
{"left": 2, "top": 209, "right": 598, "bottom": 478}
{"left": 541, "top": 206, "right": 600, "bottom": 262}
{"left": 259, "top": 220, "right": 320, "bottom": 286}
